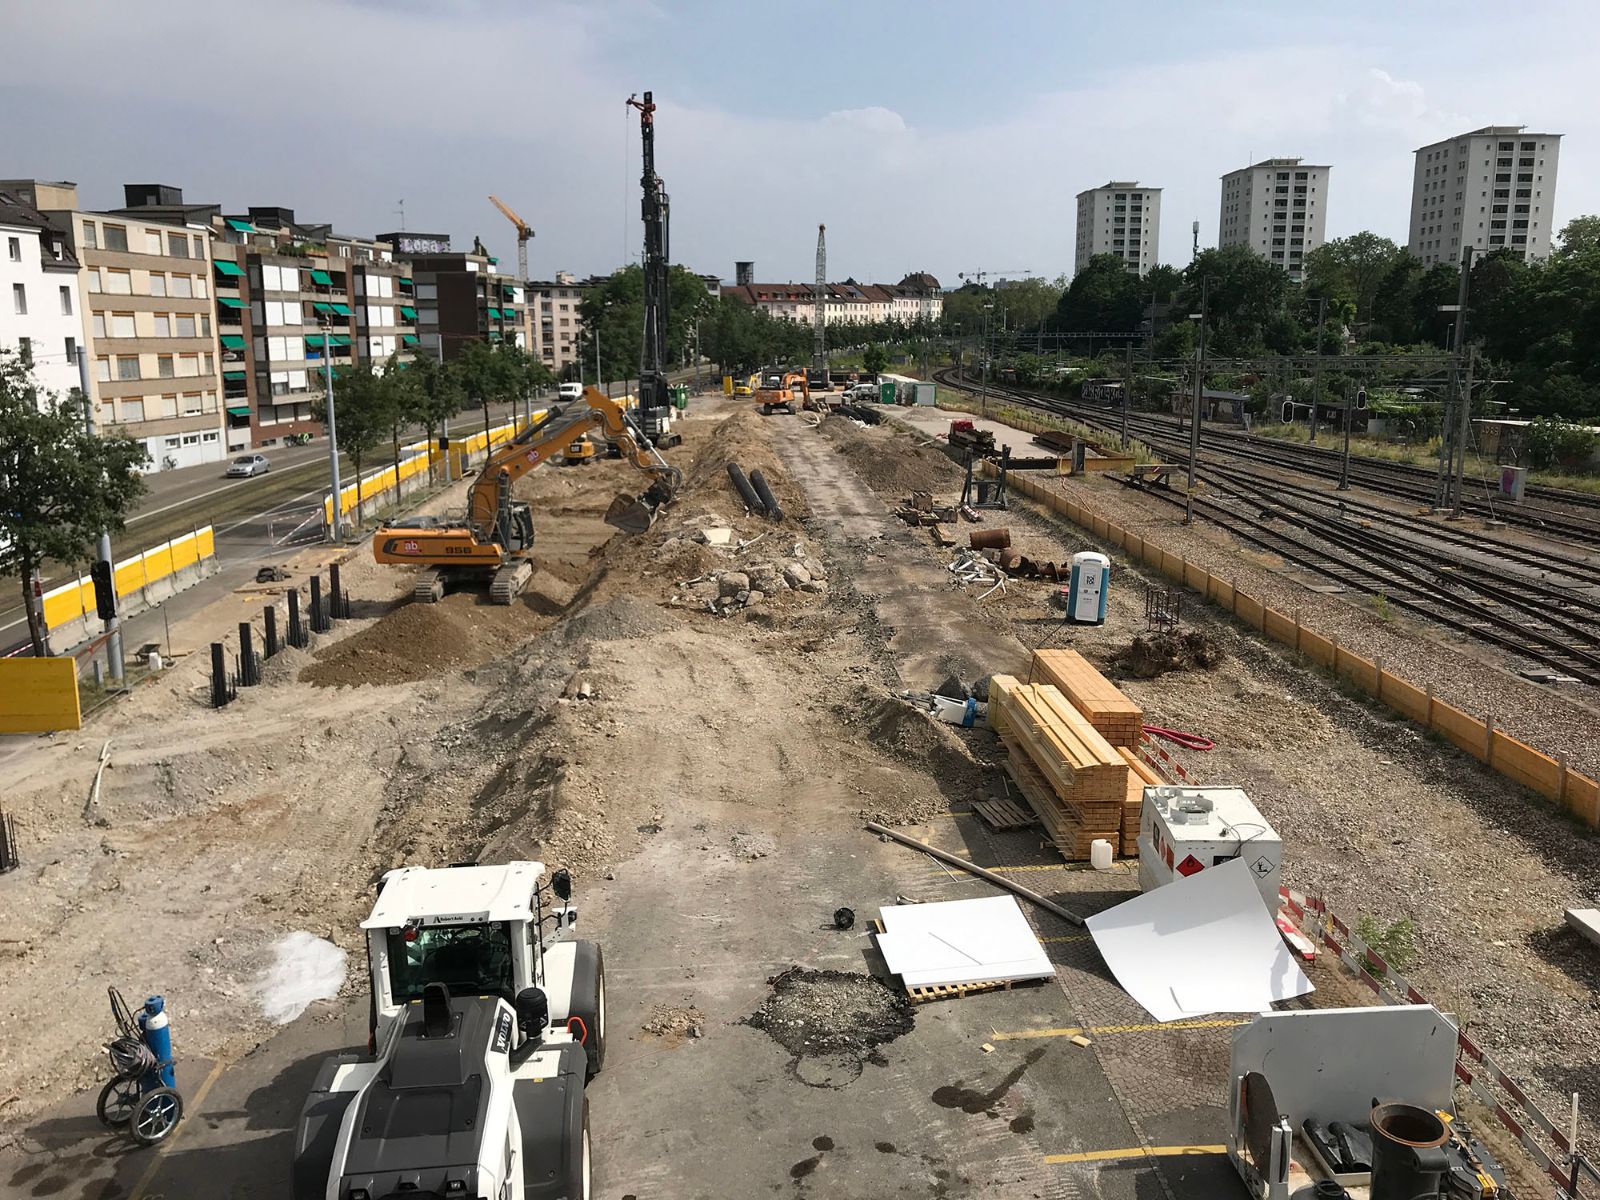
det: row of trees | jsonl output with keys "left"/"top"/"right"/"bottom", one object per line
{"left": 947, "top": 215, "right": 1600, "bottom": 420}
{"left": 313, "top": 341, "right": 552, "bottom": 521}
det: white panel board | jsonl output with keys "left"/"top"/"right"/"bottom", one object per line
{"left": 1087, "top": 857, "right": 1311, "bottom": 1023}
{"left": 876, "top": 896, "right": 1053, "bottom": 988}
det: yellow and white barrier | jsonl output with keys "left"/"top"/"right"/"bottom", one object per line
{"left": 39, "top": 526, "right": 217, "bottom": 651}
{"left": 0, "top": 657, "right": 81, "bottom": 732}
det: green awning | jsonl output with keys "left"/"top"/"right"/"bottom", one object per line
{"left": 330, "top": 302, "right": 351, "bottom": 316}
{"left": 399, "top": 306, "right": 418, "bottom": 319}
{"left": 222, "top": 370, "right": 246, "bottom": 381}
{"left": 310, "top": 268, "right": 333, "bottom": 286}
{"left": 398, "top": 277, "right": 412, "bottom": 286}
{"left": 213, "top": 259, "right": 244, "bottom": 277}
{"left": 225, "top": 219, "right": 255, "bottom": 233}
{"left": 487, "top": 307, "right": 503, "bottom": 319}
{"left": 219, "top": 334, "right": 247, "bottom": 350}
{"left": 217, "top": 296, "right": 246, "bottom": 309}
{"left": 226, "top": 405, "right": 251, "bottom": 416}
{"left": 401, "top": 333, "right": 419, "bottom": 346}
{"left": 305, "top": 335, "right": 325, "bottom": 349}
{"left": 488, "top": 331, "right": 503, "bottom": 341}
{"left": 329, "top": 334, "right": 352, "bottom": 347}
{"left": 312, "top": 301, "right": 334, "bottom": 314}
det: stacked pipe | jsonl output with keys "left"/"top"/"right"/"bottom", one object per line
{"left": 727, "top": 463, "right": 785, "bottom": 522}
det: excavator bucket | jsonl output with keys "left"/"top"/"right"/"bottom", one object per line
{"left": 603, "top": 492, "right": 657, "bottom": 536}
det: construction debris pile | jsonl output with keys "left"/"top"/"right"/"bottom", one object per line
{"left": 989, "top": 649, "right": 1157, "bottom": 860}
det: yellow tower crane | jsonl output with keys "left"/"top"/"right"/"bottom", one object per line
{"left": 488, "top": 194, "right": 533, "bottom": 282}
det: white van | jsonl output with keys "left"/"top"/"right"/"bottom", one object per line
{"left": 558, "top": 382, "right": 584, "bottom": 401}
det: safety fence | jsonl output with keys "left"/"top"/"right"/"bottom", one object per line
{"left": 997, "top": 468, "right": 1600, "bottom": 829}
{"left": 321, "top": 410, "right": 549, "bottom": 527}
{"left": 34, "top": 526, "right": 217, "bottom": 656}
{"left": 1277, "top": 883, "right": 1590, "bottom": 1196}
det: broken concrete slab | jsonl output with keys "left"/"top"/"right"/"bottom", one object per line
{"left": 1567, "top": 908, "right": 1600, "bottom": 949}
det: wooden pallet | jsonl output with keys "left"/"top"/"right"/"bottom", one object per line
{"left": 972, "top": 795, "right": 1035, "bottom": 831}
{"left": 906, "top": 978, "right": 1020, "bottom": 1004}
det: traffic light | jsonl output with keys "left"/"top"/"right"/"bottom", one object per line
{"left": 90, "top": 560, "right": 116, "bottom": 621}
{"left": 1355, "top": 387, "right": 1369, "bottom": 411}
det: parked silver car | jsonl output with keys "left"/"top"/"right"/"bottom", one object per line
{"left": 225, "top": 453, "right": 271, "bottom": 478}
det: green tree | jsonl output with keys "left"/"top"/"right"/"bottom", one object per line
{"left": 995, "top": 277, "right": 1066, "bottom": 332}
{"left": 406, "top": 353, "right": 465, "bottom": 483}
{"left": 862, "top": 343, "right": 889, "bottom": 376}
{"left": 577, "top": 263, "right": 715, "bottom": 387}
{"left": 450, "top": 341, "right": 519, "bottom": 442}
{"left": 1056, "top": 255, "right": 1144, "bottom": 332}
{"left": 1175, "top": 246, "right": 1292, "bottom": 357}
{"left": 0, "top": 349, "right": 148, "bottom": 656}
{"left": 314, "top": 360, "right": 396, "bottom": 525}
{"left": 1303, "top": 232, "right": 1407, "bottom": 326}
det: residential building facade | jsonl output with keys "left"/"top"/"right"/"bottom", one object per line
{"left": 1075, "top": 182, "right": 1162, "bottom": 276}
{"left": 1218, "top": 158, "right": 1330, "bottom": 281}
{"left": 529, "top": 271, "right": 595, "bottom": 375}
{"left": 382, "top": 236, "right": 527, "bottom": 363}
{"left": 721, "top": 273, "right": 942, "bottom": 326}
{"left": 1408, "top": 126, "right": 1562, "bottom": 266}
{"left": 0, "top": 188, "right": 83, "bottom": 400}
{"left": 5, "top": 181, "right": 226, "bottom": 471}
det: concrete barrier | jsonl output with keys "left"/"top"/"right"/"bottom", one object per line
{"left": 39, "top": 526, "right": 217, "bottom": 655}
{"left": 0, "top": 657, "right": 80, "bottom": 732}
{"left": 991, "top": 466, "right": 1600, "bottom": 828}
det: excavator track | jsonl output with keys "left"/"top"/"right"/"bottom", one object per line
{"left": 489, "top": 561, "right": 535, "bottom": 605}
{"left": 413, "top": 569, "right": 445, "bottom": 604}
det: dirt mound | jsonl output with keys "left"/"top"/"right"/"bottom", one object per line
{"left": 548, "top": 594, "right": 679, "bottom": 645}
{"left": 1114, "top": 629, "right": 1225, "bottom": 679}
{"left": 689, "top": 408, "right": 810, "bottom": 520}
{"left": 642, "top": 1002, "right": 706, "bottom": 1042}
{"left": 824, "top": 422, "right": 958, "bottom": 497}
{"left": 300, "top": 596, "right": 536, "bottom": 688}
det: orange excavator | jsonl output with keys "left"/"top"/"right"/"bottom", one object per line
{"left": 374, "top": 386, "right": 681, "bottom": 603}
{"left": 754, "top": 369, "right": 810, "bottom": 415}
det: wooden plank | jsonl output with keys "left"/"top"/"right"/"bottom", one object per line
{"left": 1031, "top": 648, "right": 1143, "bottom": 747}
{"left": 973, "top": 795, "right": 1035, "bottom": 831}
{"left": 906, "top": 978, "right": 1028, "bottom": 1004}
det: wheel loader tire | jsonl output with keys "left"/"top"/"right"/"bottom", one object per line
{"left": 568, "top": 941, "right": 606, "bottom": 1080}
{"left": 570, "top": 1098, "right": 592, "bottom": 1200}
{"left": 749, "top": 469, "right": 784, "bottom": 523}
{"left": 726, "top": 463, "right": 766, "bottom": 516}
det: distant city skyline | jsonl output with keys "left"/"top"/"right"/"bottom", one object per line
{"left": 2, "top": 0, "right": 1592, "bottom": 281}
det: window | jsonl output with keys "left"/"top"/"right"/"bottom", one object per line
{"left": 167, "top": 232, "right": 188, "bottom": 257}
{"left": 146, "top": 231, "right": 163, "bottom": 255}
{"left": 178, "top": 355, "right": 198, "bottom": 377}
{"left": 154, "top": 315, "right": 170, "bottom": 337}
{"left": 103, "top": 224, "right": 128, "bottom": 252}
{"left": 161, "top": 395, "right": 178, "bottom": 418}
{"left": 171, "top": 274, "right": 193, "bottom": 299}
{"left": 64, "top": 336, "right": 76, "bottom": 364}
{"left": 111, "top": 313, "right": 135, "bottom": 338}
{"left": 96, "top": 357, "right": 111, "bottom": 382}
{"left": 176, "top": 315, "right": 197, "bottom": 338}
{"left": 11, "top": 283, "right": 25, "bottom": 314}
{"left": 123, "top": 399, "right": 145, "bottom": 423}
{"left": 201, "top": 314, "right": 210, "bottom": 336}
{"left": 149, "top": 273, "right": 166, "bottom": 297}
{"left": 57, "top": 284, "right": 73, "bottom": 315}
{"left": 82, "top": 222, "right": 97, "bottom": 249}
{"left": 16, "top": 337, "right": 30, "bottom": 365}
{"left": 192, "top": 236, "right": 204, "bottom": 258}
{"left": 194, "top": 277, "right": 206, "bottom": 299}
{"left": 6, "top": 236, "right": 18, "bottom": 262}
{"left": 104, "top": 269, "right": 132, "bottom": 295}
{"left": 158, "top": 355, "right": 174, "bottom": 378}
{"left": 116, "top": 356, "right": 140, "bottom": 380}
{"left": 91, "top": 312, "right": 106, "bottom": 337}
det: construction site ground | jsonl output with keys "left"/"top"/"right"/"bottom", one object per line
{"left": 0, "top": 393, "right": 1590, "bottom": 1198}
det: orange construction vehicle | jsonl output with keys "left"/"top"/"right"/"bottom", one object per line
{"left": 373, "top": 387, "right": 681, "bottom": 604}
{"left": 754, "top": 369, "right": 809, "bottom": 415}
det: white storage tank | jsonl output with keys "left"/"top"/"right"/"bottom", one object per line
{"left": 1067, "top": 551, "right": 1109, "bottom": 624}
{"left": 1137, "top": 785, "right": 1282, "bottom": 909}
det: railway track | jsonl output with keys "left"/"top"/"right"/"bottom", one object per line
{"left": 933, "top": 369, "right": 1600, "bottom": 687}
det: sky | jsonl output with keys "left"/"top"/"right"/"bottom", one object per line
{"left": 4, "top": 0, "right": 1594, "bottom": 286}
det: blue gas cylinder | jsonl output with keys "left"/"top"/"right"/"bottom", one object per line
{"left": 138, "top": 995, "right": 176, "bottom": 1089}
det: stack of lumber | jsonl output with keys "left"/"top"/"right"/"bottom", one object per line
{"left": 988, "top": 675, "right": 1130, "bottom": 860}
{"left": 1117, "top": 746, "right": 1163, "bottom": 856}
{"left": 1029, "top": 649, "right": 1143, "bottom": 747}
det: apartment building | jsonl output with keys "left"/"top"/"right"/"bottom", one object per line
{"left": 0, "top": 188, "right": 83, "bottom": 400}
{"left": 206, "top": 208, "right": 416, "bottom": 448}
{"left": 378, "top": 235, "right": 527, "bottom": 364}
{"left": 721, "top": 272, "right": 943, "bottom": 326}
{"left": 2, "top": 181, "right": 225, "bottom": 471}
{"left": 1075, "top": 183, "right": 1162, "bottom": 276}
{"left": 1408, "top": 126, "right": 1562, "bottom": 266}
{"left": 528, "top": 271, "right": 596, "bottom": 374}
{"left": 1218, "top": 158, "right": 1330, "bottom": 281}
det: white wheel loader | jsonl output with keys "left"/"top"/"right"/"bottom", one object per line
{"left": 292, "top": 861, "right": 606, "bottom": 1200}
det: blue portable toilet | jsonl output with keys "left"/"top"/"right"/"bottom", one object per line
{"left": 1067, "top": 551, "right": 1110, "bottom": 624}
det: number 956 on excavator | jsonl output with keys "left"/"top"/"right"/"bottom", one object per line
{"left": 373, "top": 387, "right": 682, "bottom": 605}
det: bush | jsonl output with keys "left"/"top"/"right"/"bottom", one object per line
{"left": 1523, "top": 416, "right": 1598, "bottom": 470}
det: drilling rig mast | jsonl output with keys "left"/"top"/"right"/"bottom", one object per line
{"left": 813, "top": 223, "right": 827, "bottom": 379}
{"left": 626, "top": 90, "right": 680, "bottom": 447}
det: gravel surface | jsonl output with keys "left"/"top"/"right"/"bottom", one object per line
{"left": 744, "top": 966, "right": 915, "bottom": 1090}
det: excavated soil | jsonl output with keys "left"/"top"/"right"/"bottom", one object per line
{"left": 744, "top": 966, "right": 915, "bottom": 1090}
{"left": 298, "top": 594, "right": 542, "bottom": 687}
{"left": 822, "top": 418, "right": 960, "bottom": 497}
{"left": 1113, "top": 629, "right": 1226, "bottom": 679}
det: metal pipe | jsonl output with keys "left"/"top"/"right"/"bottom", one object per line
{"left": 864, "top": 821, "right": 1086, "bottom": 927}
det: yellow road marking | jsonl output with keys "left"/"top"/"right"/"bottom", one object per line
{"left": 923, "top": 862, "right": 1070, "bottom": 874}
{"left": 992, "top": 1018, "right": 1246, "bottom": 1042}
{"left": 1045, "top": 1144, "right": 1227, "bottom": 1165}
{"left": 1039, "top": 934, "right": 1090, "bottom": 944}
{"left": 128, "top": 1057, "right": 227, "bottom": 1200}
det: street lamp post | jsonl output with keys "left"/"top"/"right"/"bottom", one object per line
{"left": 322, "top": 318, "right": 344, "bottom": 542}
{"left": 1309, "top": 296, "right": 1327, "bottom": 444}
{"left": 1185, "top": 278, "right": 1209, "bottom": 524}
{"left": 980, "top": 302, "right": 994, "bottom": 419}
